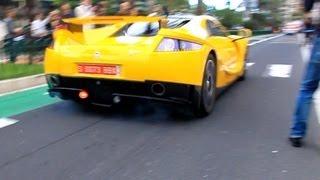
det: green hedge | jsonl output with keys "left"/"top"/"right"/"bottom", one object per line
{"left": 0, "top": 64, "right": 44, "bottom": 80}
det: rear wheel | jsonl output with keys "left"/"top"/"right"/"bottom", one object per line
{"left": 238, "top": 61, "right": 246, "bottom": 81}
{"left": 238, "top": 49, "right": 249, "bottom": 81}
{"left": 193, "top": 54, "right": 217, "bottom": 117}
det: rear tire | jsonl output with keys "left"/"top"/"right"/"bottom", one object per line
{"left": 238, "top": 62, "right": 246, "bottom": 81}
{"left": 193, "top": 54, "right": 217, "bottom": 117}
{"left": 238, "top": 49, "right": 248, "bottom": 81}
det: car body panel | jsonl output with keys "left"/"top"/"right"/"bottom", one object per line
{"left": 45, "top": 15, "right": 249, "bottom": 91}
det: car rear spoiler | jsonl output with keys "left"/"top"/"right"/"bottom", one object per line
{"left": 63, "top": 16, "right": 168, "bottom": 26}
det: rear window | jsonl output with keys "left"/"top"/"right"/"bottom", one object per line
{"left": 117, "top": 18, "right": 191, "bottom": 37}
{"left": 125, "top": 22, "right": 160, "bottom": 36}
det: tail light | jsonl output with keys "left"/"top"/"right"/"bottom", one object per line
{"left": 156, "top": 38, "right": 202, "bottom": 52}
{"left": 55, "top": 24, "right": 68, "bottom": 30}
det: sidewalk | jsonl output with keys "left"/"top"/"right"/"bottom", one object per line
{"left": 0, "top": 74, "right": 46, "bottom": 94}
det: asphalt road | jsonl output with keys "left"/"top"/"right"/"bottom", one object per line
{"left": 1, "top": 35, "right": 320, "bottom": 180}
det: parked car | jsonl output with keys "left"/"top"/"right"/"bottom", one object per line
{"left": 282, "top": 20, "right": 304, "bottom": 35}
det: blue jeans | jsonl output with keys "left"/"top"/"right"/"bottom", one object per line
{"left": 290, "top": 36, "right": 320, "bottom": 137}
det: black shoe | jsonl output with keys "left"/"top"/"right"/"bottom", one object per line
{"left": 289, "top": 137, "right": 303, "bottom": 148}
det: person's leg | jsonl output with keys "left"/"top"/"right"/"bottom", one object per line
{"left": 290, "top": 37, "right": 320, "bottom": 138}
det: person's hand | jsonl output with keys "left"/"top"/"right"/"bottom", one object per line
{"left": 13, "top": 27, "right": 23, "bottom": 34}
{"left": 91, "top": 6, "right": 98, "bottom": 13}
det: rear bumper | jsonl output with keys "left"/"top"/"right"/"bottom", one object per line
{"left": 46, "top": 75, "right": 194, "bottom": 105}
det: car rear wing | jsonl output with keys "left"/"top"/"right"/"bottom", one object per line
{"left": 63, "top": 16, "right": 167, "bottom": 26}
{"left": 61, "top": 16, "right": 168, "bottom": 33}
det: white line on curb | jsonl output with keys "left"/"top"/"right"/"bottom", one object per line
{"left": 0, "top": 84, "right": 47, "bottom": 97}
{"left": 249, "top": 34, "right": 285, "bottom": 46}
{"left": 0, "top": 74, "right": 44, "bottom": 84}
{"left": 0, "top": 118, "right": 19, "bottom": 128}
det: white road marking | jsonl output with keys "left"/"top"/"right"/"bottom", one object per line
{"left": 249, "top": 34, "right": 285, "bottom": 46}
{"left": 270, "top": 41, "right": 300, "bottom": 44}
{"left": 263, "top": 64, "right": 292, "bottom": 78}
{"left": 0, "top": 118, "right": 19, "bottom": 128}
{"left": 246, "top": 62, "right": 255, "bottom": 68}
{"left": 43, "top": 92, "right": 49, "bottom": 95}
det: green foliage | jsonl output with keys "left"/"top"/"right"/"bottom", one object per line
{"left": 259, "top": 0, "right": 282, "bottom": 11}
{"left": 243, "top": 13, "right": 269, "bottom": 30}
{"left": 258, "top": 0, "right": 283, "bottom": 29}
{"left": 157, "top": 0, "right": 189, "bottom": 10}
{"left": 292, "top": 11, "right": 303, "bottom": 20}
{"left": 213, "top": 9, "right": 243, "bottom": 28}
{"left": 53, "top": 0, "right": 79, "bottom": 7}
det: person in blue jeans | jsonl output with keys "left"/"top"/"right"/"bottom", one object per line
{"left": 290, "top": 0, "right": 320, "bottom": 147}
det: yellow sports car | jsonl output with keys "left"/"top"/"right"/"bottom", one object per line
{"left": 45, "top": 15, "right": 250, "bottom": 116}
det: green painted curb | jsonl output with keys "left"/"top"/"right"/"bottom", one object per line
{"left": 0, "top": 86, "right": 60, "bottom": 117}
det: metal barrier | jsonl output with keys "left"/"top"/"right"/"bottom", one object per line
{"left": 229, "top": 29, "right": 272, "bottom": 36}
{"left": 3, "top": 35, "right": 52, "bottom": 62}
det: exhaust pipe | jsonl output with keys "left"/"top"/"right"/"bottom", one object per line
{"left": 151, "top": 83, "right": 166, "bottom": 96}
{"left": 113, "top": 96, "right": 121, "bottom": 104}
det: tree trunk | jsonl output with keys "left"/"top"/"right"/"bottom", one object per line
{"left": 26, "top": 0, "right": 35, "bottom": 8}
{"left": 196, "top": 0, "right": 202, "bottom": 15}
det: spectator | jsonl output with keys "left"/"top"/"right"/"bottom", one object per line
{"left": 117, "top": 1, "right": 131, "bottom": 16}
{"left": 11, "top": 10, "right": 29, "bottom": 38}
{"left": 60, "top": 2, "right": 74, "bottom": 19}
{"left": 4, "top": 9, "right": 29, "bottom": 62}
{"left": 289, "top": 0, "right": 320, "bottom": 147}
{"left": 49, "top": 10, "right": 63, "bottom": 30}
{"left": 31, "top": 11, "right": 51, "bottom": 38}
{"left": 95, "top": 1, "right": 108, "bottom": 16}
{"left": 163, "top": 5, "right": 169, "bottom": 16}
{"left": 0, "top": 11, "right": 8, "bottom": 62}
{"left": 150, "top": 4, "right": 164, "bottom": 16}
{"left": 130, "top": 7, "right": 140, "bottom": 16}
{"left": 74, "top": 0, "right": 95, "bottom": 17}
{"left": 0, "top": 11, "right": 8, "bottom": 43}
{"left": 3, "top": 8, "right": 17, "bottom": 38}
{"left": 304, "top": 17, "right": 315, "bottom": 45}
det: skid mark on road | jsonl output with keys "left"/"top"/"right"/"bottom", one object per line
{"left": 263, "top": 64, "right": 293, "bottom": 78}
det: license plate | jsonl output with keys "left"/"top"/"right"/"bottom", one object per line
{"left": 78, "top": 64, "right": 120, "bottom": 75}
